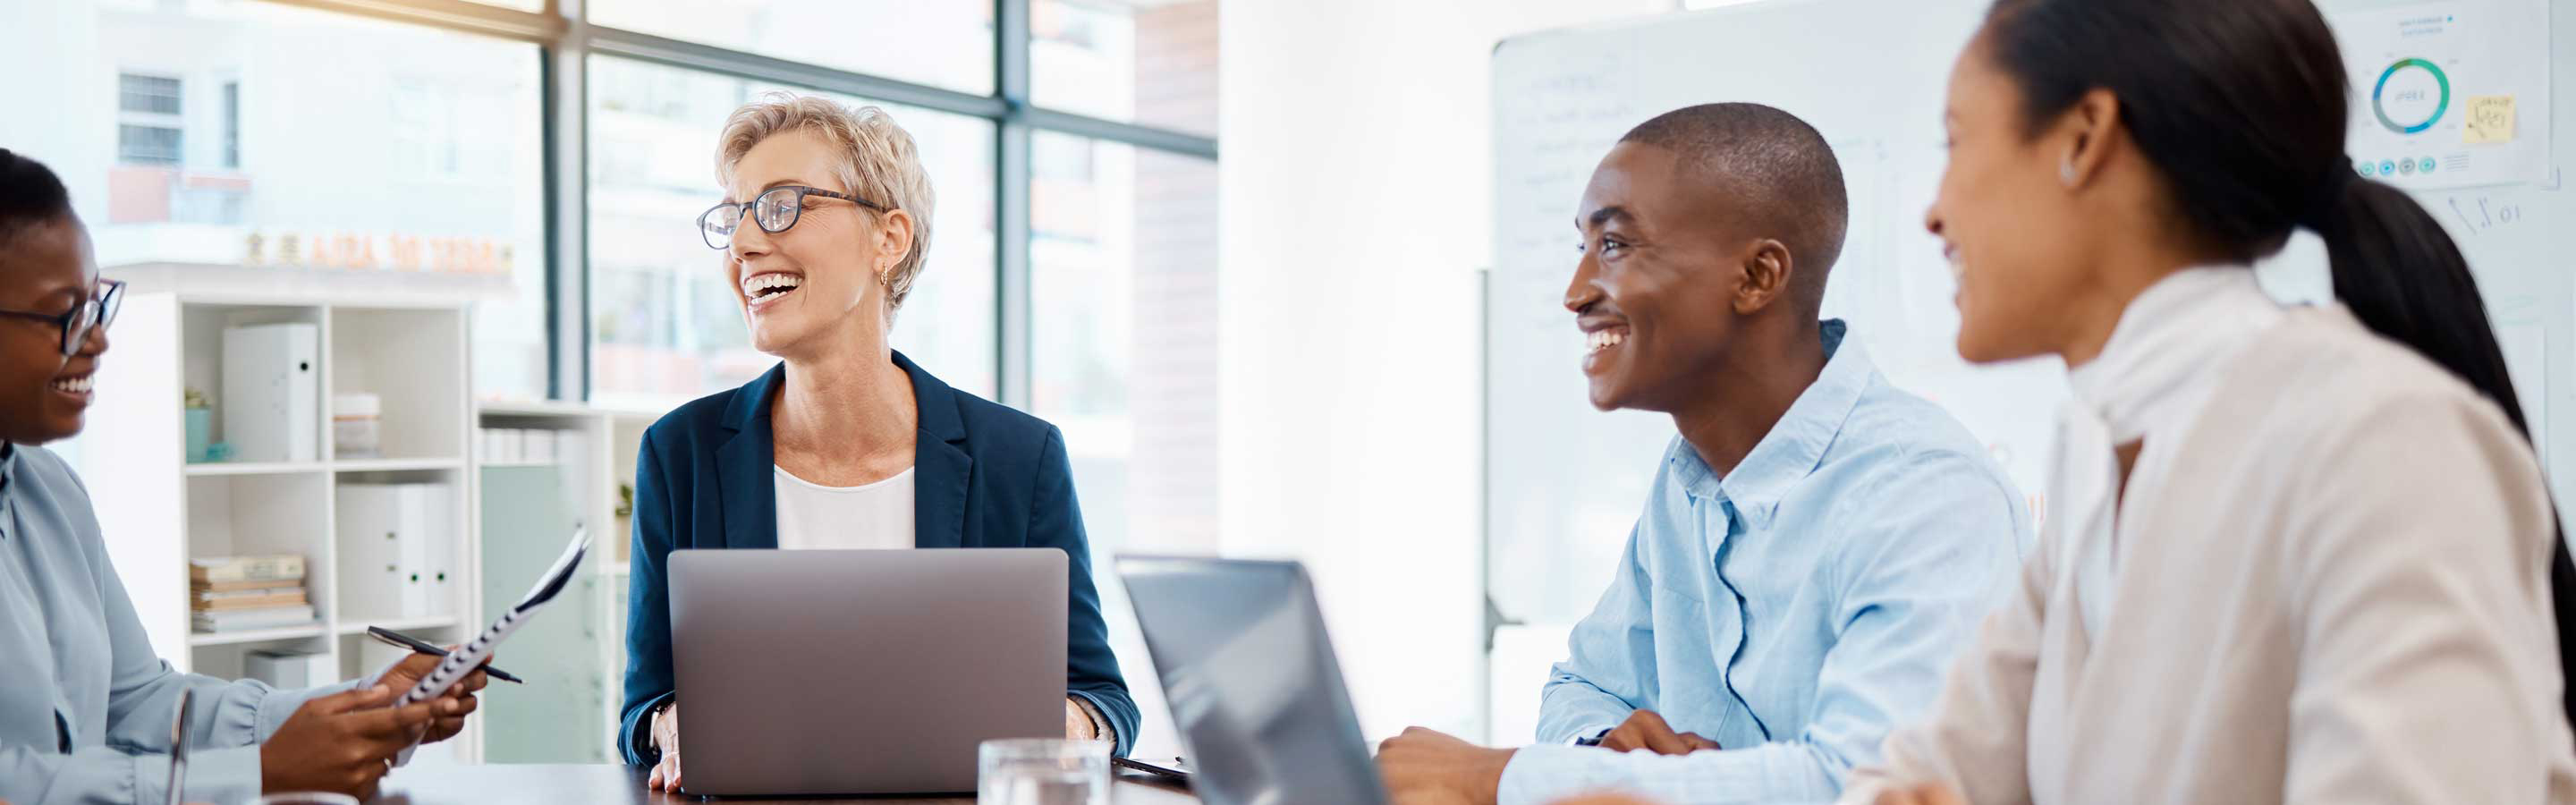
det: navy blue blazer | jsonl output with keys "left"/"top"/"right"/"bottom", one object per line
{"left": 617, "top": 352, "right": 1139, "bottom": 763}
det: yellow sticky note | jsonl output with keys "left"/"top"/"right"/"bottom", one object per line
{"left": 2465, "top": 95, "right": 2516, "bottom": 144}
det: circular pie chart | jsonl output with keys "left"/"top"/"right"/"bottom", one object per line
{"left": 2373, "top": 58, "right": 2451, "bottom": 134}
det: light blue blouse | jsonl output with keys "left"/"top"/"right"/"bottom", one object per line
{"left": 0, "top": 444, "right": 344, "bottom": 805}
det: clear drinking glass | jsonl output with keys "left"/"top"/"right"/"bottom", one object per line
{"left": 979, "top": 738, "right": 1111, "bottom": 805}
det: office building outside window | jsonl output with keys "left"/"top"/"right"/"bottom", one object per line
{"left": 116, "top": 72, "right": 184, "bottom": 166}
{"left": 2, "top": 0, "right": 552, "bottom": 401}
{"left": 586, "top": 0, "right": 997, "bottom": 96}
{"left": 1033, "top": 0, "right": 1216, "bottom": 137}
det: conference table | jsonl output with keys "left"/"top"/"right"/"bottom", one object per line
{"left": 369, "top": 764, "right": 1199, "bottom": 804}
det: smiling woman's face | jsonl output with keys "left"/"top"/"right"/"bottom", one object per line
{"left": 0, "top": 216, "right": 106, "bottom": 445}
{"left": 1925, "top": 35, "right": 2101, "bottom": 365}
{"left": 721, "top": 128, "right": 912, "bottom": 360}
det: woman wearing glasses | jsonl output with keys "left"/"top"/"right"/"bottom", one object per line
{"left": 0, "top": 149, "right": 487, "bottom": 803}
{"left": 619, "top": 94, "right": 1140, "bottom": 791}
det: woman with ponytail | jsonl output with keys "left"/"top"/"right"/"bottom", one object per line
{"left": 1842, "top": 0, "right": 2576, "bottom": 802}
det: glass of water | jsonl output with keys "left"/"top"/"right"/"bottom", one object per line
{"left": 979, "top": 738, "right": 1111, "bottom": 805}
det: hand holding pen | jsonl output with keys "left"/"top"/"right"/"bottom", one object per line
{"left": 366, "top": 628, "right": 505, "bottom": 746}
{"left": 366, "top": 626, "right": 523, "bottom": 683}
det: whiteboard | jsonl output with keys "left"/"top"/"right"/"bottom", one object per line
{"left": 1485, "top": 0, "right": 2572, "bottom": 640}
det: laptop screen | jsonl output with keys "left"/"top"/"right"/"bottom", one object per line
{"left": 1118, "top": 557, "right": 1389, "bottom": 805}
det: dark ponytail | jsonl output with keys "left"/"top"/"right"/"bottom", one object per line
{"left": 1986, "top": 0, "right": 2576, "bottom": 727}
{"left": 2312, "top": 166, "right": 2576, "bottom": 728}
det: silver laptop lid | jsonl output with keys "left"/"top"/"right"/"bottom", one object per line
{"left": 670, "top": 548, "right": 1067, "bottom": 796}
{"left": 1117, "top": 556, "right": 1389, "bottom": 805}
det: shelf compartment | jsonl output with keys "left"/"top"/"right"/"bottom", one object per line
{"left": 189, "top": 623, "right": 327, "bottom": 647}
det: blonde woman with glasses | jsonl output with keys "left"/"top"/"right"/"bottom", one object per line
{"left": 618, "top": 94, "right": 1139, "bottom": 791}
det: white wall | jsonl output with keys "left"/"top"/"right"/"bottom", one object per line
{"left": 1216, "top": 0, "right": 1670, "bottom": 744}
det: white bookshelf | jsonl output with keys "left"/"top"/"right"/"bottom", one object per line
{"left": 65, "top": 288, "right": 485, "bottom": 764}
{"left": 188, "top": 624, "right": 331, "bottom": 648}
{"left": 469, "top": 402, "right": 659, "bottom": 763}
{"left": 183, "top": 461, "right": 326, "bottom": 477}
{"left": 335, "top": 457, "right": 469, "bottom": 472}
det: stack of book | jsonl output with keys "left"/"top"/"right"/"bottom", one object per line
{"left": 191, "top": 555, "right": 316, "bottom": 633}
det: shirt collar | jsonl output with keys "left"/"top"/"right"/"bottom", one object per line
{"left": 2067, "top": 266, "right": 2281, "bottom": 444}
{"left": 1667, "top": 319, "right": 1872, "bottom": 530}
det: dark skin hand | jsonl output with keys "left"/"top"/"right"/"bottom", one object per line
{"left": 1596, "top": 709, "right": 1720, "bottom": 755}
{"left": 1373, "top": 716, "right": 1716, "bottom": 805}
{"left": 372, "top": 649, "right": 491, "bottom": 745}
{"left": 1376, "top": 726, "right": 1517, "bottom": 805}
{"left": 258, "top": 684, "right": 442, "bottom": 800}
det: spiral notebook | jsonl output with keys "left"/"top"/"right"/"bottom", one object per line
{"left": 376, "top": 527, "right": 589, "bottom": 708}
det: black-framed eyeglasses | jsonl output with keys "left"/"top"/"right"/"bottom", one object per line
{"left": 699, "top": 185, "right": 890, "bottom": 250}
{"left": 0, "top": 279, "right": 123, "bottom": 358}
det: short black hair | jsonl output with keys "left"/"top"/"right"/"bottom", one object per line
{"left": 1618, "top": 103, "right": 1848, "bottom": 312}
{"left": 0, "top": 148, "right": 74, "bottom": 248}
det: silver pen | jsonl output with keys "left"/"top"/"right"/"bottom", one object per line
{"left": 165, "top": 688, "right": 194, "bottom": 805}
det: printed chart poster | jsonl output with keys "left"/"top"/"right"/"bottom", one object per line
{"left": 2328, "top": 0, "right": 2550, "bottom": 190}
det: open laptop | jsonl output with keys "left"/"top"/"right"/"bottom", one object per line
{"left": 669, "top": 548, "right": 1067, "bottom": 796}
{"left": 1117, "top": 556, "right": 1390, "bottom": 805}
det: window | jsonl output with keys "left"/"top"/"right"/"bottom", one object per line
{"left": 221, "top": 81, "right": 240, "bottom": 168}
{"left": 116, "top": 123, "right": 182, "bottom": 165}
{"left": 390, "top": 79, "right": 513, "bottom": 180}
{"left": 587, "top": 0, "right": 996, "bottom": 96}
{"left": 1032, "top": 0, "right": 1217, "bottom": 137}
{"left": 585, "top": 56, "right": 998, "bottom": 410}
{"left": 1031, "top": 135, "right": 1216, "bottom": 761}
{"left": 4, "top": 2, "right": 552, "bottom": 401}
{"left": 119, "top": 73, "right": 182, "bottom": 114}
{"left": 1031, "top": 133, "right": 1219, "bottom": 555}
{"left": 1033, "top": 131, "right": 1097, "bottom": 184}
{"left": 115, "top": 72, "right": 186, "bottom": 166}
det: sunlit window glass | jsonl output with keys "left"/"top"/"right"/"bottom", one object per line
{"left": 588, "top": 0, "right": 996, "bottom": 97}
{"left": 0, "top": 0, "right": 551, "bottom": 402}
{"left": 1031, "top": 0, "right": 1216, "bottom": 137}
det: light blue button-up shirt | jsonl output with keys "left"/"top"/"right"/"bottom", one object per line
{"left": 1501, "top": 321, "right": 2030, "bottom": 805}
{"left": 0, "top": 444, "right": 349, "bottom": 805}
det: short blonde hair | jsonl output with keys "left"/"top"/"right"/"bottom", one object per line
{"left": 715, "top": 92, "right": 936, "bottom": 313}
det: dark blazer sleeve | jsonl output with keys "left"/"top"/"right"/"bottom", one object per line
{"left": 619, "top": 428, "right": 679, "bottom": 765}
{"left": 1034, "top": 425, "right": 1141, "bottom": 757}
